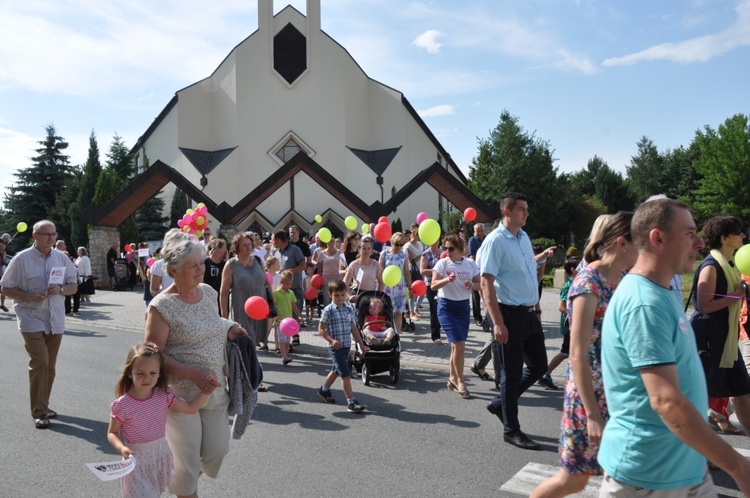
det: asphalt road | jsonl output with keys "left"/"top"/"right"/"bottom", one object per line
{"left": 0, "top": 314, "right": 748, "bottom": 497}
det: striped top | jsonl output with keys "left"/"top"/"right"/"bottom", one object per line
{"left": 110, "top": 387, "right": 176, "bottom": 444}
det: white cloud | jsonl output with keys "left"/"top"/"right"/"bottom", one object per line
{"left": 413, "top": 30, "right": 445, "bottom": 54}
{"left": 603, "top": 0, "right": 750, "bottom": 66}
{"left": 0, "top": 128, "right": 36, "bottom": 198}
{"left": 418, "top": 105, "right": 455, "bottom": 118}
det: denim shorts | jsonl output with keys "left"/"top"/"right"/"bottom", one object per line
{"left": 328, "top": 346, "right": 352, "bottom": 377}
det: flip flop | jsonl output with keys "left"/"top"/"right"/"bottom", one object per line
{"left": 34, "top": 417, "right": 50, "bottom": 429}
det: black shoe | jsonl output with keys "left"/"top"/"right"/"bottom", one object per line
{"left": 470, "top": 364, "right": 491, "bottom": 381}
{"left": 486, "top": 403, "right": 504, "bottom": 423}
{"left": 504, "top": 430, "right": 540, "bottom": 450}
{"left": 537, "top": 374, "right": 558, "bottom": 391}
{"left": 475, "top": 319, "right": 483, "bottom": 326}
{"left": 318, "top": 387, "right": 335, "bottom": 404}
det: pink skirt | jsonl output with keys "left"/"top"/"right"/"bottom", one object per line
{"left": 121, "top": 437, "right": 174, "bottom": 497}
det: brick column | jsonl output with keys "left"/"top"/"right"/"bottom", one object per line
{"left": 89, "top": 226, "right": 119, "bottom": 289}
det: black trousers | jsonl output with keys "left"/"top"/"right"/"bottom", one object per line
{"left": 65, "top": 289, "right": 80, "bottom": 314}
{"left": 471, "top": 290, "right": 483, "bottom": 322}
{"left": 425, "top": 288, "right": 441, "bottom": 341}
{"left": 488, "top": 304, "right": 548, "bottom": 433}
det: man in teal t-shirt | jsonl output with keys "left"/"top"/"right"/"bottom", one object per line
{"left": 599, "top": 199, "right": 750, "bottom": 495}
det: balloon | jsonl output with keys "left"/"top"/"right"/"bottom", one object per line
{"left": 244, "top": 296, "right": 269, "bottom": 320}
{"left": 124, "top": 244, "right": 132, "bottom": 253}
{"left": 266, "top": 272, "right": 273, "bottom": 286}
{"left": 373, "top": 222, "right": 392, "bottom": 243}
{"left": 440, "top": 251, "right": 448, "bottom": 259}
{"left": 177, "top": 219, "right": 185, "bottom": 228}
{"left": 16, "top": 222, "right": 27, "bottom": 233}
{"left": 188, "top": 228, "right": 195, "bottom": 235}
{"left": 279, "top": 317, "right": 300, "bottom": 337}
{"left": 315, "top": 214, "right": 323, "bottom": 223}
{"left": 195, "top": 230, "right": 203, "bottom": 238}
{"left": 182, "top": 214, "right": 191, "bottom": 223}
{"left": 345, "top": 216, "right": 357, "bottom": 231}
{"left": 125, "top": 253, "right": 132, "bottom": 261}
{"left": 418, "top": 218, "right": 441, "bottom": 246}
{"left": 416, "top": 212, "right": 429, "bottom": 224}
{"left": 198, "top": 205, "right": 208, "bottom": 215}
{"left": 196, "top": 202, "right": 205, "bottom": 209}
{"left": 736, "top": 244, "right": 750, "bottom": 275}
{"left": 311, "top": 274, "right": 323, "bottom": 289}
{"left": 317, "top": 227, "right": 332, "bottom": 244}
{"left": 147, "top": 258, "right": 156, "bottom": 268}
{"left": 182, "top": 225, "right": 191, "bottom": 233}
{"left": 378, "top": 216, "right": 389, "bottom": 224}
{"left": 411, "top": 280, "right": 427, "bottom": 297}
{"left": 191, "top": 212, "right": 199, "bottom": 223}
{"left": 196, "top": 216, "right": 205, "bottom": 226}
{"left": 362, "top": 223, "right": 370, "bottom": 233}
{"left": 463, "top": 207, "right": 477, "bottom": 222}
{"left": 304, "top": 287, "right": 318, "bottom": 301}
{"left": 382, "top": 265, "right": 402, "bottom": 287}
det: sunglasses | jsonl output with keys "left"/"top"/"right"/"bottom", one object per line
{"left": 445, "top": 246, "right": 458, "bottom": 252}
{"left": 394, "top": 243, "right": 403, "bottom": 247}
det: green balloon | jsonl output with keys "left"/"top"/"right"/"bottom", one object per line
{"left": 362, "top": 223, "right": 370, "bottom": 233}
{"left": 382, "top": 265, "right": 402, "bottom": 288}
{"left": 345, "top": 216, "right": 357, "bottom": 231}
{"left": 736, "top": 244, "right": 750, "bottom": 275}
{"left": 317, "top": 227, "right": 332, "bottom": 244}
{"left": 315, "top": 214, "right": 323, "bottom": 223}
{"left": 418, "top": 218, "right": 441, "bottom": 246}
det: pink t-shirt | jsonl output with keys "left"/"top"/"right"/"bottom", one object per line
{"left": 111, "top": 387, "right": 176, "bottom": 444}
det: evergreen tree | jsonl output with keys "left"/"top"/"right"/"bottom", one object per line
{"left": 626, "top": 136, "right": 666, "bottom": 203}
{"left": 136, "top": 192, "right": 169, "bottom": 241}
{"left": 169, "top": 188, "right": 189, "bottom": 228}
{"left": 52, "top": 167, "right": 83, "bottom": 248}
{"left": 70, "top": 130, "right": 103, "bottom": 248}
{"left": 107, "top": 134, "right": 134, "bottom": 181}
{"left": 4, "top": 124, "right": 72, "bottom": 246}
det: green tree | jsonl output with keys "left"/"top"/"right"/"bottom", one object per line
{"left": 4, "top": 124, "right": 73, "bottom": 249}
{"left": 169, "top": 188, "right": 189, "bottom": 228}
{"left": 467, "top": 110, "right": 562, "bottom": 238}
{"left": 107, "top": 134, "right": 134, "bottom": 181}
{"left": 594, "top": 164, "right": 633, "bottom": 213}
{"left": 70, "top": 130, "right": 103, "bottom": 248}
{"left": 92, "top": 168, "right": 138, "bottom": 245}
{"left": 52, "top": 168, "right": 83, "bottom": 248}
{"left": 136, "top": 192, "right": 169, "bottom": 241}
{"left": 661, "top": 143, "right": 702, "bottom": 206}
{"left": 693, "top": 114, "right": 750, "bottom": 220}
{"left": 626, "top": 136, "right": 666, "bottom": 203}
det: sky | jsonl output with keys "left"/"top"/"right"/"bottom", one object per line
{"left": 1, "top": 0, "right": 749, "bottom": 203}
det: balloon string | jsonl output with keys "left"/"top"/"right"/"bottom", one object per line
{"left": 696, "top": 292, "right": 743, "bottom": 299}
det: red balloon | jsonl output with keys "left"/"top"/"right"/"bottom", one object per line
{"left": 304, "top": 287, "right": 318, "bottom": 301}
{"left": 373, "top": 222, "right": 392, "bottom": 243}
{"left": 378, "top": 216, "right": 389, "bottom": 224}
{"left": 411, "top": 280, "right": 427, "bottom": 297}
{"left": 440, "top": 251, "right": 448, "bottom": 259}
{"left": 310, "top": 274, "right": 323, "bottom": 289}
{"left": 244, "top": 296, "right": 269, "bottom": 320}
{"left": 464, "top": 207, "right": 477, "bottom": 222}
{"left": 124, "top": 244, "right": 132, "bottom": 253}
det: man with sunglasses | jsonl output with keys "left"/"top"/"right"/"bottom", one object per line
{"left": 479, "top": 193, "right": 550, "bottom": 450}
{"left": 1, "top": 220, "right": 78, "bottom": 429}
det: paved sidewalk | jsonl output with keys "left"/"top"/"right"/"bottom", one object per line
{"left": 61, "top": 284, "right": 569, "bottom": 382}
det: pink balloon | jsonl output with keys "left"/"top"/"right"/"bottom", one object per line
{"left": 266, "top": 272, "right": 273, "bottom": 286}
{"left": 188, "top": 228, "right": 196, "bottom": 235}
{"left": 198, "top": 205, "right": 208, "bottom": 215}
{"left": 191, "top": 212, "right": 199, "bottom": 223}
{"left": 147, "top": 258, "right": 156, "bottom": 268}
{"left": 177, "top": 219, "right": 185, "bottom": 228}
{"left": 279, "top": 318, "right": 300, "bottom": 337}
{"left": 125, "top": 253, "right": 132, "bottom": 261}
{"left": 182, "top": 214, "right": 191, "bottom": 223}
{"left": 416, "top": 212, "right": 429, "bottom": 224}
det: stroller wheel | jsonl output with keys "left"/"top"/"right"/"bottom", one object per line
{"left": 409, "top": 322, "right": 416, "bottom": 331}
{"left": 362, "top": 364, "right": 371, "bottom": 386}
{"left": 389, "top": 364, "right": 399, "bottom": 384}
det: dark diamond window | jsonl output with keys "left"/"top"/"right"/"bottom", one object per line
{"left": 274, "top": 24, "right": 306, "bottom": 85}
{"left": 275, "top": 138, "right": 302, "bottom": 163}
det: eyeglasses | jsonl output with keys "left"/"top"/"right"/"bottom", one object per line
{"left": 35, "top": 232, "right": 57, "bottom": 238}
{"left": 445, "top": 246, "right": 458, "bottom": 252}
{"left": 732, "top": 230, "right": 745, "bottom": 236}
{"left": 394, "top": 243, "right": 403, "bottom": 247}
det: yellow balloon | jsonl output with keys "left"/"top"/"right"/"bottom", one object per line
{"left": 196, "top": 203, "right": 205, "bottom": 209}
{"left": 315, "top": 214, "right": 323, "bottom": 223}
{"left": 317, "top": 227, "right": 332, "bottom": 244}
{"left": 186, "top": 209, "right": 194, "bottom": 215}
{"left": 418, "top": 218, "right": 441, "bottom": 246}
{"left": 382, "top": 265, "right": 402, "bottom": 287}
{"left": 195, "top": 230, "right": 203, "bottom": 238}
{"left": 736, "top": 244, "right": 750, "bottom": 275}
{"left": 362, "top": 223, "right": 370, "bottom": 233}
{"left": 345, "top": 216, "right": 357, "bottom": 231}
{"left": 16, "top": 222, "right": 28, "bottom": 233}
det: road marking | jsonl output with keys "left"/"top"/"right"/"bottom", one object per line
{"left": 500, "top": 462, "right": 603, "bottom": 496}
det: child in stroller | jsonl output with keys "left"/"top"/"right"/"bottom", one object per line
{"left": 362, "top": 297, "right": 396, "bottom": 346}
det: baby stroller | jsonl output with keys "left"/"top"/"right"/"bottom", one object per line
{"left": 112, "top": 258, "right": 132, "bottom": 291}
{"left": 349, "top": 290, "right": 401, "bottom": 385}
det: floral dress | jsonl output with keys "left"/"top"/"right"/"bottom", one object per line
{"left": 381, "top": 250, "right": 408, "bottom": 313}
{"left": 559, "top": 266, "right": 614, "bottom": 475}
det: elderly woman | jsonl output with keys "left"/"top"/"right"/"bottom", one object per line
{"left": 145, "top": 229, "right": 246, "bottom": 497}
{"left": 221, "top": 233, "right": 274, "bottom": 351}
{"left": 344, "top": 238, "right": 384, "bottom": 301}
{"left": 75, "top": 247, "right": 94, "bottom": 303}
{"left": 690, "top": 216, "right": 750, "bottom": 435}
{"left": 379, "top": 232, "right": 412, "bottom": 333}
{"left": 431, "top": 233, "right": 480, "bottom": 399}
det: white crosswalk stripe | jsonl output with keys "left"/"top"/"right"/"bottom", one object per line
{"left": 499, "top": 462, "right": 602, "bottom": 497}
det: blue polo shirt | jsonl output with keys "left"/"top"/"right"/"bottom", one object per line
{"left": 477, "top": 223, "right": 538, "bottom": 307}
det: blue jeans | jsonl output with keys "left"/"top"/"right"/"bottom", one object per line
{"left": 328, "top": 346, "right": 352, "bottom": 377}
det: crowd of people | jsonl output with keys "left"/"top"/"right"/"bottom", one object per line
{"left": 8, "top": 194, "right": 750, "bottom": 496}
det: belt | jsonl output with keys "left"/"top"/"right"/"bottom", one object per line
{"left": 499, "top": 303, "right": 535, "bottom": 313}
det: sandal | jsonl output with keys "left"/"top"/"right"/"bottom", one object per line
{"left": 447, "top": 381, "right": 458, "bottom": 392}
{"left": 34, "top": 416, "right": 50, "bottom": 429}
{"left": 46, "top": 410, "right": 58, "bottom": 419}
{"left": 470, "top": 364, "right": 491, "bottom": 381}
{"left": 257, "top": 385, "right": 268, "bottom": 392}
{"left": 458, "top": 390, "right": 472, "bottom": 399}
{"left": 709, "top": 413, "right": 742, "bottom": 434}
